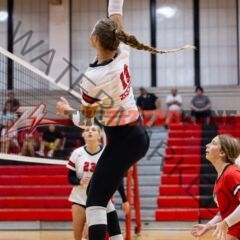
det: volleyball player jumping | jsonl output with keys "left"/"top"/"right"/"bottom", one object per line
{"left": 57, "top": 0, "right": 193, "bottom": 239}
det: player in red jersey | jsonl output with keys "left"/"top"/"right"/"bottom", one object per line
{"left": 192, "top": 134, "right": 240, "bottom": 240}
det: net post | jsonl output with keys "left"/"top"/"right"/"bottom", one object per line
{"left": 133, "top": 164, "right": 141, "bottom": 234}
{"left": 125, "top": 168, "right": 132, "bottom": 240}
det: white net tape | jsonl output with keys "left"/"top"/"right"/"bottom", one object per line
{"left": 0, "top": 153, "right": 67, "bottom": 165}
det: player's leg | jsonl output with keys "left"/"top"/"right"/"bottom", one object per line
{"left": 86, "top": 124, "right": 149, "bottom": 240}
{"left": 191, "top": 110, "right": 197, "bottom": 124}
{"left": 82, "top": 223, "right": 88, "bottom": 240}
{"left": 36, "top": 140, "right": 47, "bottom": 156}
{"left": 20, "top": 140, "right": 28, "bottom": 155}
{"left": 27, "top": 140, "right": 35, "bottom": 156}
{"left": 203, "top": 109, "right": 211, "bottom": 125}
{"left": 71, "top": 204, "right": 86, "bottom": 240}
{"left": 5, "top": 139, "right": 11, "bottom": 153}
{"left": 106, "top": 201, "right": 123, "bottom": 240}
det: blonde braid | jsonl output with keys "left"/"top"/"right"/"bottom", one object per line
{"left": 116, "top": 30, "right": 195, "bottom": 54}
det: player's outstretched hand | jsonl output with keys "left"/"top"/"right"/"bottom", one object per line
{"left": 56, "top": 97, "right": 75, "bottom": 116}
{"left": 212, "top": 221, "right": 228, "bottom": 240}
{"left": 191, "top": 224, "right": 210, "bottom": 237}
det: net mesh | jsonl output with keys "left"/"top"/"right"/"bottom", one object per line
{"left": 0, "top": 47, "right": 84, "bottom": 159}
{"left": 0, "top": 46, "right": 81, "bottom": 118}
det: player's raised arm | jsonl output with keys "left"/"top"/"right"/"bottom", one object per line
{"left": 108, "top": 0, "right": 124, "bottom": 31}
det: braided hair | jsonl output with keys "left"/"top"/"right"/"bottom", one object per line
{"left": 93, "top": 18, "right": 194, "bottom": 53}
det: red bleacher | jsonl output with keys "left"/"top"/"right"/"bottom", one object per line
{"left": 159, "top": 184, "right": 199, "bottom": 196}
{"left": 157, "top": 196, "right": 199, "bottom": 208}
{"left": 156, "top": 124, "right": 214, "bottom": 221}
{"left": 0, "top": 185, "right": 71, "bottom": 197}
{"left": 0, "top": 165, "right": 72, "bottom": 221}
{"left": 155, "top": 209, "right": 199, "bottom": 221}
{"left": 0, "top": 116, "right": 239, "bottom": 222}
{"left": 163, "top": 154, "right": 200, "bottom": 165}
{"left": 156, "top": 116, "right": 240, "bottom": 221}
{"left": 163, "top": 164, "right": 201, "bottom": 174}
{"left": 0, "top": 209, "right": 71, "bottom": 221}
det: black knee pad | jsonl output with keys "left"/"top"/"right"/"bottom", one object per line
{"left": 89, "top": 224, "right": 107, "bottom": 240}
{"left": 107, "top": 211, "right": 121, "bottom": 236}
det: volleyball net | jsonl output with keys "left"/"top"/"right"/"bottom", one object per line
{"left": 0, "top": 46, "right": 86, "bottom": 159}
{"left": 0, "top": 46, "right": 81, "bottom": 128}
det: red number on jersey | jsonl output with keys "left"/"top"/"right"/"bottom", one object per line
{"left": 83, "top": 162, "right": 96, "bottom": 172}
{"left": 90, "top": 162, "right": 96, "bottom": 172}
{"left": 83, "top": 162, "right": 89, "bottom": 172}
{"left": 120, "top": 64, "right": 130, "bottom": 90}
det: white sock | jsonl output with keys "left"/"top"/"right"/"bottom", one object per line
{"left": 86, "top": 206, "right": 107, "bottom": 226}
{"left": 110, "top": 234, "right": 124, "bottom": 240}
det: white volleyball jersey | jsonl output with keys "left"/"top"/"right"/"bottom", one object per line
{"left": 67, "top": 145, "right": 104, "bottom": 205}
{"left": 79, "top": 43, "right": 139, "bottom": 126}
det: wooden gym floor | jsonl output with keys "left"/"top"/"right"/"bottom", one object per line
{"left": 0, "top": 230, "right": 217, "bottom": 240}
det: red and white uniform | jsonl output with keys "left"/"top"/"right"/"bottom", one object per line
{"left": 80, "top": 43, "right": 139, "bottom": 126}
{"left": 213, "top": 164, "right": 240, "bottom": 237}
{"left": 67, "top": 146, "right": 104, "bottom": 205}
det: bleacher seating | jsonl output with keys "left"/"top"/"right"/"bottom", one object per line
{"left": 156, "top": 115, "right": 240, "bottom": 222}
{"left": 35, "top": 125, "right": 84, "bottom": 159}
{"left": 155, "top": 124, "right": 203, "bottom": 221}
{"left": 0, "top": 115, "right": 239, "bottom": 222}
{"left": 0, "top": 165, "right": 72, "bottom": 221}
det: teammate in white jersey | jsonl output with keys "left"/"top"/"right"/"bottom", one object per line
{"left": 57, "top": 1, "right": 193, "bottom": 239}
{"left": 67, "top": 125, "right": 129, "bottom": 240}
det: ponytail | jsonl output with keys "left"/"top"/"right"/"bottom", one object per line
{"left": 116, "top": 29, "right": 195, "bottom": 54}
